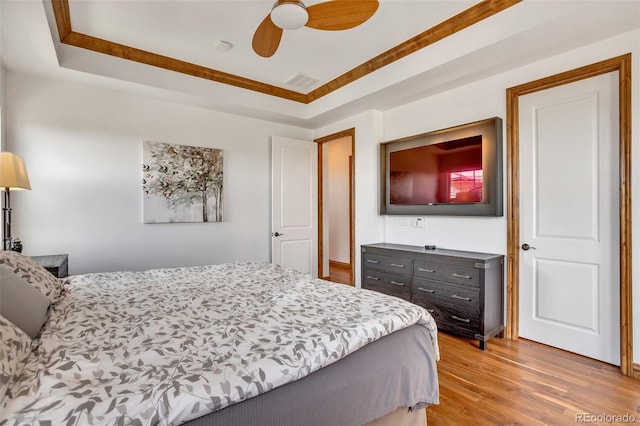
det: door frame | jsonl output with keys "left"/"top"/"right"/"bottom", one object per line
{"left": 505, "top": 54, "right": 634, "bottom": 376}
{"left": 315, "top": 128, "right": 356, "bottom": 283}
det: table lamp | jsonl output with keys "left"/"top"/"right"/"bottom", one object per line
{"left": 0, "top": 152, "right": 31, "bottom": 251}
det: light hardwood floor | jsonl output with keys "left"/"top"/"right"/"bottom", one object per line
{"left": 427, "top": 332, "right": 640, "bottom": 425}
{"left": 327, "top": 262, "right": 353, "bottom": 286}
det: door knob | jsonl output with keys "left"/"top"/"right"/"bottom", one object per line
{"left": 521, "top": 243, "right": 536, "bottom": 251}
{"left": 273, "top": 232, "right": 284, "bottom": 237}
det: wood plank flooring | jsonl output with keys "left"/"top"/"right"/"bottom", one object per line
{"left": 427, "top": 332, "right": 640, "bottom": 425}
{"left": 327, "top": 263, "right": 353, "bottom": 286}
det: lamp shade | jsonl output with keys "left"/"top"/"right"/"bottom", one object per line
{"left": 0, "top": 152, "right": 31, "bottom": 191}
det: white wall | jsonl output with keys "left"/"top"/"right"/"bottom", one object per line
{"left": 0, "top": 64, "right": 6, "bottom": 150}
{"left": 6, "top": 73, "right": 312, "bottom": 274}
{"left": 327, "top": 136, "right": 352, "bottom": 264}
{"left": 315, "top": 110, "right": 385, "bottom": 286}
{"left": 381, "top": 29, "right": 640, "bottom": 363}
{"left": 0, "top": 0, "right": 5, "bottom": 151}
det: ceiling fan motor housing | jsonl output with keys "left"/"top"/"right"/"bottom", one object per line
{"left": 271, "top": 1, "right": 309, "bottom": 30}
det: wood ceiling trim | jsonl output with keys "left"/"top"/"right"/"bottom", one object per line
{"left": 51, "top": 0, "right": 521, "bottom": 104}
{"left": 61, "top": 31, "right": 309, "bottom": 103}
{"left": 306, "top": 0, "right": 522, "bottom": 102}
{"left": 51, "top": 0, "right": 306, "bottom": 102}
{"left": 51, "top": 0, "right": 71, "bottom": 41}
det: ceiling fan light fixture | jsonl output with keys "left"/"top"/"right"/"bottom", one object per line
{"left": 270, "top": 1, "right": 309, "bottom": 30}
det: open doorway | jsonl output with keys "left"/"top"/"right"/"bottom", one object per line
{"left": 316, "top": 129, "right": 355, "bottom": 286}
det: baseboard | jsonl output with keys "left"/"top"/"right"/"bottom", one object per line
{"left": 329, "top": 260, "right": 351, "bottom": 270}
{"left": 633, "top": 363, "right": 640, "bottom": 379}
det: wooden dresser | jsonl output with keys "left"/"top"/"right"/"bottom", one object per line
{"left": 361, "top": 243, "right": 504, "bottom": 349}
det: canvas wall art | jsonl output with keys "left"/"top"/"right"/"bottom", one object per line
{"left": 143, "top": 141, "right": 223, "bottom": 223}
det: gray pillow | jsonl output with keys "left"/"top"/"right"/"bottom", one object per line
{"left": 0, "top": 265, "right": 50, "bottom": 339}
{"left": 0, "top": 251, "right": 62, "bottom": 303}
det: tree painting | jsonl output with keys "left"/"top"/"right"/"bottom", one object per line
{"left": 143, "top": 141, "right": 223, "bottom": 223}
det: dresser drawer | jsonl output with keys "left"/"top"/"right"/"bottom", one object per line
{"left": 363, "top": 269, "right": 411, "bottom": 292}
{"left": 363, "top": 280, "right": 411, "bottom": 302}
{"left": 363, "top": 253, "right": 412, "bottom": 275}
{"left": 413, "top": 294, "right": 480, "bottom": 334}
{"left": 410, "top": 295, "right": 448, "bottom": 324}
{"left": 412, "top": 277, "right": 479, "bottom": 311}
{"left": 413, "top": 261, "right": 479, "bottom": 287}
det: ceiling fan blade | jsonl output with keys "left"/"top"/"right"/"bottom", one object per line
{"left": 306, "top": 0, "right": 379, "bottom": 31}
{"left": 252, "top": 14, "right": 283, "bottom": 58}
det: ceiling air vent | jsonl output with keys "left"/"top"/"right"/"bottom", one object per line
{"left": 284, "top": 73, "right": 321, "bottom": 91}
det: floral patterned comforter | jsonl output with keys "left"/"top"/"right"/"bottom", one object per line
{"left": 2, "top": 261, "right": 438, "bottom": 425}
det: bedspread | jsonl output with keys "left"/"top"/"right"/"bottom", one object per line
{"left": 2, "top": 261, "right": 438, "bottom": 425}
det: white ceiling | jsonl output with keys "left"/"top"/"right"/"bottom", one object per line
{"left": 68, "top": 0, "right": 476, "bottom": 92}
{"left": 1, "top": 0, "right": 639, "bottom": 128}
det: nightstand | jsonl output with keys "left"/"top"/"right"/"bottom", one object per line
{"left": 31, "top": 254, "right": 69, "bottom": 278}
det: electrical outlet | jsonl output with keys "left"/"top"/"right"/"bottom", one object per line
{"left": 413, "top": 217, "right": 425, "bottom": 228}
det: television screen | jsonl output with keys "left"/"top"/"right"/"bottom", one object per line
{"left": 389, "top": 135, "right": 483, "bottom": 205}
{"left": 380, "top": 117, "right": 502, "bottom": 216}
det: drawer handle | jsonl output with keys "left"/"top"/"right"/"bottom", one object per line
{"left": 418, "top": 268, "right": 435, "bottom": 273}
{"left": 451, "top": 294, "right": 472, "bottom": 301}
{"left": 451, "top": 273, "right": 472, "bottom": 279}
{"left": 417, "top": 287, "right": 435, "bottom": 293}
{"left": 390, "top": 281, "right": 405, "bottom": 286}
{"left": 367, "top": 260, "right": 380, "bottom": 264}
{"left": 366, "top": 276, "right": 380, "bottom": 281}
{"left": 390, "top": 263, "right": 406, "bottom": 268}
{"left": 451, "top": 315, "right": 471, "bottom": 323}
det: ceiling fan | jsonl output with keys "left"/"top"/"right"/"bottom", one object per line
{"left": 252, "top": 0, "right": 379, "bottom": 58}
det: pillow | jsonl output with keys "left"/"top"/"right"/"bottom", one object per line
{"left": 0, "top": 251, "right": 62, "bottom": 302}
{"left": 0, "top": 314, "right": 32, "bottom": 402}
{"left": 0, "top": 266, "right": 51, "bottom": 338}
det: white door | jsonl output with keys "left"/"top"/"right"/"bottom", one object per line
{"left": 271, "top": 136, "right": 318, "bottom": 277}
{"left": 518, "top": 72, "right": 619, "bottom": 365}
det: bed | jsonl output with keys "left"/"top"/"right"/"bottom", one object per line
{"left": 0, "top": 251, "right": 439, "bottom": 425}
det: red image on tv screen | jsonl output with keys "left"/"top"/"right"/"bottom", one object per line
{"left": 389, "top": 135, "right": 483, "bottom": 205}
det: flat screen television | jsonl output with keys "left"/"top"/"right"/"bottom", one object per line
{"left": 380, "top": 117, "right": 503, "bottom": 216}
